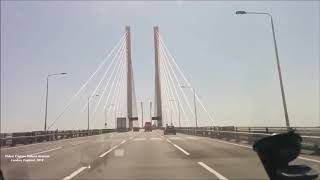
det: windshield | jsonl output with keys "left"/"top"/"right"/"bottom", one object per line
{"left": 1, "top": 1, "right": 319, "bottom": 180}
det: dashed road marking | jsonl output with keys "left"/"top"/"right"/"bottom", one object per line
{"left": 134, "top": 138, "right": 146, "bottom": 141}
{"left": 198, "top": 162, "right": 228, "bottom": 180}
{"left": 30, "top": 147, "right": 62, "bottom": 156}
{"left": 208, "top": 137, "right": 320, "bottom": 164}
{"left": 172, "top": 144, "right": 190, "bottom": 156}
{"left": 62, "top": 165, "right": 90, "bottom": 180}
{"left": 114, "top": 149, "right": 125, "bottom": 157}
{"left": 186, "top": 137, "right": 200, "bottom": 140}
{"left": 168, "top": 137, "right": 183, "bottom": 140}
{"left": 71, "top": 141, "right": 86, "bottom": 146}
{"left": 99, "top": 145, "right": 119, "bottom": 158}
{"left": 150, "top": 138, "right": 162, "bottom": 140}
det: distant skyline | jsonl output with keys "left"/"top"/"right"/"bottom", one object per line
{"left": 1, "top": 1, "right": 319, "bottom": 132}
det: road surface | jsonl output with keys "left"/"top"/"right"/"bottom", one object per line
{"left": 1, "top": 130, "right": 319, "bottom": 179}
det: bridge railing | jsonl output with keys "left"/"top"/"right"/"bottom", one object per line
{"left": 0, "top": 129, "right": 115, "bottom": 147}
{"left": 175, "top": 126, "right": 320, "bottom": 155}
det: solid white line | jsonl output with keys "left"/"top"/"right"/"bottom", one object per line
{"left": 62, "top": 166, "right": 88, "bottom": 180}
{"left": 208, "top": 138, "right": 320, "bottom": 164}
{"left": 99, "top": 145, "right": 118, "bottom": 158}
{"left": 198, "top": 162, "right": 228, "bottom": 180}
{"left": 210, "top": 139, "right": 252, "bottom": 149}
{"left": 173, "top": 144, "right": 190, "bottom": 156}
{"left": 298, "top": 156, "right": 320, "bottom": 163}
{"left": 120, "top": 140, "right": 126, "bottom": 144}
{"left": 1, "top": 132, "right": 115, "bottom": 150}
{"left": 29, "top": 147, "right": 62, "bottom": 156}
{"left": 166, "top": 139, "right": 172, "bottom": 143}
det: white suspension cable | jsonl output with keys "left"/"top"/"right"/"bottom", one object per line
{"left": 160, "top": 49, "right": 181, "bottom": 125}
{"left": 158, "top": 34, "right": 215, "bottom": 126}
{"left": 159, "top": 43, "right": 195, "bottom": 126}
{"left": 159, "top": 45, "right": 191, "bottom": 127}
{"left": 159, "top": 52, "right": 179, "bottom": 126}
{"left": 48, "top": 33, "right": 127, "bottom": 130}
{"left": 93, "top": 43, "right": 126, "bottom": 114}
{"left": 97, "top": 49, "right": 126, "bottom": 114}
{"left": 160, "top": 49, "right": 191, "bottom": 127}
{"left": 81, "top": 40, "right": 126, "bottom": 112}
{"left": 92, "top": 55, "right": 126, "bottom": 128}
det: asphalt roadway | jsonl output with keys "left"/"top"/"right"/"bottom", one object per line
{"left": 1, "top": 130, "right": 319, "bottom": 180}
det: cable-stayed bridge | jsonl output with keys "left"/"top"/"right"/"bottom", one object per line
{"left": 1, "top": 26, "right": 319, "bottom": 180}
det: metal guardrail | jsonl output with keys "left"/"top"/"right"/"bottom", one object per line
{"left": 0, "top": 129, "right": 115, "bottom": 147}
{"left": 176, "top": 126, "right": 320, "bottom": 155}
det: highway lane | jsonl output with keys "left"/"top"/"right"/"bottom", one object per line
{"left": 164, "top": 133, "right": 269, "bottom": 179}
{"left": 166, "top": 132, "right": 320, "bottom": 180}
{"left": 78, "top": 130, "right": 215, "bottom": 180}
{"left": 0, "top": 130, "right": 319, "bottom": 180}
{"left": 0, "top": 131, "right": 138, "bottom": 179}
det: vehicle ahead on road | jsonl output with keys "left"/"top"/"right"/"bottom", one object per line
{"left": 164, "top": 125, "right": 176, "bottom": 135}
{"left": 133, "top": 127, "right": 140, "bottom": 131}
{"left": 144, "top": 122, "right": 152, "bottom": 132}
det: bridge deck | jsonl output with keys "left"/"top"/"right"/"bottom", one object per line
{"left": 1, "top": 130, "right": 319, "bottom": 179}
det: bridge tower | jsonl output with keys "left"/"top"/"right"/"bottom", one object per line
{"left": 125, "top": 26, "right": 138, "bottom": 129}
{"left": 153, "top": 26, "right": 163, "bottom": 127}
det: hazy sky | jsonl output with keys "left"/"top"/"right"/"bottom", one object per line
{"left": 1, "top": 1, "right": 319, "bottom": 133}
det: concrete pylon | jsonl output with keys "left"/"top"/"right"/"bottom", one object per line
{"left": 154, "top": 26, "right": 162, "bottom": 128}
{"left": 126, "top": 26, "right": 133, "bottom": 129}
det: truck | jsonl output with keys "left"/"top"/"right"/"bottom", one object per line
{"left": 117, "top": 117, "right": 128, "bottom": 132}
{"left": 132, "top": 120, "right": 140, "bottom": 131}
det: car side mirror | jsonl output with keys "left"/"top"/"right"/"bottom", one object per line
{"left": 253, "top": 131, "right": 318, "bottom": 180}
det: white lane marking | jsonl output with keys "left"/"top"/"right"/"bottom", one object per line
{"left": 298, "top": 156, "right": 320, "bottom": 163}
{"left": 62, "top": 165, "right": 90, "bottom": 180}
{"left": 169, "top": 137, "right": 183, "bottom": 140}
{"left": 134, "top": 138, "right": 146, "bottom": 141}
{"left": 186, "top": 137, "right": 200, "bottom": 140}
{"left": 71, "top": 141, "right": 85, "bottom": 146}
{"left": 1, "top": 132, "right": 116, "bottom": 150}
{"left": 120, "top": 140, "right": 126, "bottom": 144}
{"left": 209, "top": 138, "right": 320, "bottom": 164}
{"left": 150, "top": 138, "right": 162, "bottom": 140}
{"left": 198, "top": 162, "right": 228, "bottom": 180}
{"left": 173, "top": 144, "right": 190, "bottom": 156}
{"left": 166, "top": 139, "right": 172, "bottom": 143}
{"left": 99, "top": 145, "right": 118, "bottom": 158}
{"left": 114, "top": 149, "right": 124, "bottom": 157}
{"left": 209, "top": 139, "right": 252, "bottom": 149}
{"left": 155, "top": 132, "right": 164, "bottom": 138}
{"left": 29, "top": 147, "right": 62, "bottom": 156}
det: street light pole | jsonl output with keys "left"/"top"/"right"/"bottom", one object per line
{"left": 192, "top": 88, "right": 198, "bottom": 128}
{"left": 44, "top": 72, "right": 67, "bottom": 132}
{"left": 235, "top": 11, "right": 290, "bottom": 129}
{"left": 88, "top": 94, "right": 99, "bottom": 130}
{"left": 141, "top": 102, "right": 144, "bottom": 128}
{"left": 170, "top": 102, "right": 173, "bottom": 125}
{"left": 181, "top": 85, "right": 198, "bottom": 128}
{"left": 149, "top": 100, "right": 152, "bottom": 123}
{"left": 104, "top": 104, "right": 115, "bottom": 129}
{"left": 178, "top": 101, "right": 181, "bottom": 127}
{"left": 104, "top": 106, "right": 107, "bottom": 129}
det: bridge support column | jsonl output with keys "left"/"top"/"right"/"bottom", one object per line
{"left": 153, "top": 26, "right": 162, "bottom": 128}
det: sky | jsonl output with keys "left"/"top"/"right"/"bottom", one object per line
{"left": 1, "top": 1, "right": 319, "bottom": 133}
